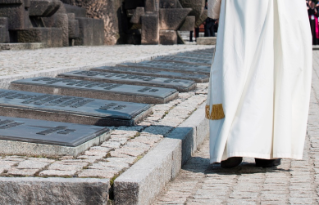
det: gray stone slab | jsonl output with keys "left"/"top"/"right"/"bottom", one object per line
{"left": 117, "top": 61, "right": 211, "bottom": 75}
{"left": 114, "top": 104, "right": 209, "bottom": 205}
{"left": 91, "top": 66, "right": 209, "bottom": 83}
{"left": 10, "top": 77, "right": 178, "bottom": 104}
{"left": 153, "top": 56, "right": 212, "bottom": 66}
{"left": 0, "top": 116, "right": 110, "bottom": 156}
{"left": 196, "top": 37, "right": 217, "bottom": 45}
{"left": 176, "top": 52, "right": 213, "bottom": 60}
{"left": 0, "top": 177, "right": 109, "bottom": 205}
{"left": 58, "top": 70, "right": 196, "bottom": 92}
{"left": 0, "top": 89, "right": 151, "bottom": 126}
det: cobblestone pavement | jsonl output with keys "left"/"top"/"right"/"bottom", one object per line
{"left": 153, "top": 51, "right": 319, "bottom": 205}
{"left": 0, "top": 45, "right": 211, "bottom": 76}
{"left": 0, "top": 84, "right": 207, "bottom": 179}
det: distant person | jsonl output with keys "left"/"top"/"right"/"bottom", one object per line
{"left": 308, "top": 1, "right": 319, "bottom": 45}
{"left": 206, "top": 0, "right": 312, "bottom": 168}
{"left": 204, "top": 1, "right": 216, "bottom": 37}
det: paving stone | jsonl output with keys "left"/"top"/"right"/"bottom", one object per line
{"left": 104, "top": 157, "right": 136, "bottom": 165}
{"left": 77, "top": 169, "right": 116, "bottom": 178}
{"left": 39, "top": 170, "right": 77, "bottom": 177}
{"left": 17, "top": 159, "right": 53, "bottom": 169}
{"left": 7, "top": 168, "right": 39, "bottom": 176}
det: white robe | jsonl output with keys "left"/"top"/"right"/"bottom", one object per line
{"left": 206, "top": 0, "right": 312, "bottom": 163}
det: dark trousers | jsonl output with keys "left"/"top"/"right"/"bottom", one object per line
{"left": 204, "top": 21, "right": 215, "bottom": 37}
{"left": 190, "top": 28, "right": 200, "bottom": 42}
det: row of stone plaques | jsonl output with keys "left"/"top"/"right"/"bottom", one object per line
{"left": 0, "top": 89, "right": 151, "bottom": 127}
{"left": 0, "top": 116, "right": 110, "bottom": 157}
{"left": 91, "top": 66, "right": 209, "bottom": 83}
{"left": 153, "top": 56, "right": 212, "bottom": 66}
{"left": 10, "top": 77, "right": 178, "bottom": 104}
{"left": 57, "top": 70, "right": 196, "bottom": 92}
{"left": 117, "top": 61, "right": 211, "bottom": 75}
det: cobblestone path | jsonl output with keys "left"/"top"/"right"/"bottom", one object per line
{"left": 154, "top": 51, "right": 319, "bottom": 205}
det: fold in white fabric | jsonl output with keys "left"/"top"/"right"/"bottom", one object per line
{"left": 206, "top": 0, "right": 312, "bottom": 163}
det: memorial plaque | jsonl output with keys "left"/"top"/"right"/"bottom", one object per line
{"left": 10, "top": 77, "right": 178, "bottom": 104}
{"left": 0, "top": 116, "right": 110, "bottom": 157}
{"left": 117, "top": 61, "right": 211, "bottom": 75}
{"left": 91, "top": 66, "right": 209, "bottom": 83}
{"left": 58, "top": 70, "right": 196, "bottom": 92}
{"left": 153, "top": 56, "right": 212, "bottom": 66}
{"left": 175, "top": 52, "right": 213, "bottom": 60}
{"left": 0, "top": 89, "right": 152, "bottom": 126}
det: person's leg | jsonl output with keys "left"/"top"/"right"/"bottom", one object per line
{"left": 190, "top": 31, "right": 193, "bottom": 42}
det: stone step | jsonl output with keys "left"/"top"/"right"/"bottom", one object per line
{"left": 117, "top": 61, "right": 211, "bottom": 75}
{"left": 10, "top": 77, "right": 178, "bottom": 104}
{"left": 153, "top": 56, "right": 212, "bottom": 66}
{"left": 91, "top": 66, "right": 209, "bottom": 83}
{"left": 58, "top": 70, "right": 196, "bottom": 92}
{"left": 0, "top": 89, "right": 151, "bottom": 126}
{"left": 0, "top": 116, "right": 110, "bottom": 157}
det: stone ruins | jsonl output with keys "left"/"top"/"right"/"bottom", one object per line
{"left": 0, "top": 0, "right": 208, "bottom": 47}
{"left": 0, "top": 0, "right": 104, "bottom": 47}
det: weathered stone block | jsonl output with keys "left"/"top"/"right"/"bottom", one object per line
{"left": 145, "top": 0, "right": 159, "bottom": 13}
{"left": 196, "top": 37, "right": 216, "bottom": 45}
{"left": 0, "top": 17, "right": 9, "bottom": 43}
{"left": 29, "top": 0, "right": 60, "bottom": 17}
{"left": 131, "top": 7, "right": 144, "bottom": 24}
{"left": 63, "top": 3, "right": 86, "bottom": 17}
{"left": 159, "top": 8, "right": 191, "bottom": 30}
{"left": 159, "top": 30, "right": 177, "bottom": 45}
{"left": 159, "top": 0, "right": 178, "bottom": 8}
{"left": 0, "top": 178, "right": 110, "bottom": 205}
{"left": 74, "top": 17, "right": 93, "bottom": 45}
{"left": 43, "top": 13, "right": 68, "bottom": 46}
{"left": 93, "top": 19, "right": 104, "bottom": 45}
{"left": 141, "top": 14, "right": 159, "bottom": 45}
{"left": 16, "top": 27, "right": 63, "bottom": 47}
{"left": 0, "top": 4, "right": 29, "bottom": 30}
{"left": 178, "top": 16, "right": 195, "bottom": 31}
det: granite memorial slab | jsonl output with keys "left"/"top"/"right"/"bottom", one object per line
{"left": 117, "top": 61, "right": 211, "bottom": 75}
{"left": 10, "top": 77, "right": 178, "bottom": 104}
{"left": 153, "top": 56, "right": 212, "bottom": 66}
{"left": 91, "top": 66, "right": 209, "bottom": 83}
{"left": 0, "top": 116, "right": 110, "bottom": 157}
{"left": 0, "top": 89, "right": 151, "bottom": 126}
{"left": 175, "top": 52, "right": 213, "bottom": 60}
{"left": 58, "top": 70, "right": 196, "bottom": 92}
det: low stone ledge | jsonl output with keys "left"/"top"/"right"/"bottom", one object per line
{"left": 114, "top": 103, "right": 209, "bottom": 205}
{"left": 0, "top": 177, "right": 110, "bottom": 205}
{"left": 0, "top": 43, "right": 44, "bottom": 50}
{"left": 196, "top": 37, "right": 216, "bottom": 45}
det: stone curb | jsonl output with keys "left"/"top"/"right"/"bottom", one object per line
{"left": 114, "top": 103, "right": 209, "bottom": 205}
{"left": 0, "top": 46, "right": 212, "bottom": 89}
{"left": 0, "top": 177, "right": 110, "bottom": 204}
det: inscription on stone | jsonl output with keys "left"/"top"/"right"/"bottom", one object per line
{"left": 176, "top": 52, "right": 213, "bottom": 60}
{"left": 0, "top": 116, "right": 111, "bottom": 156}
{"left": 117, "top": 61, "right": 210, "bottom": 75}
{"left": 91, "top": 66, "right": 209, "bottom": 83}
{"left": 10, "top": 77, "right": 178, "bottom": 104}
{"left": 58, "top": 71, "right": 196, "bottom": 92}
{"left": 154, "top": 56, "right": 212, "bottom": 65}
{"left": 0, "top": 89, "right": 152, "bottom": 126}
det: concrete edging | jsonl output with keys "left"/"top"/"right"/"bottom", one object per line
{"left": 114, "top": 103, "right": 209, "bottom": 205}
{"left": 0, "top": 177, "right": 110, "bottom": 204}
